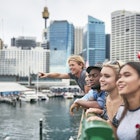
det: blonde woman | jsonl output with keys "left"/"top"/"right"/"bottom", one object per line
{"left": 86, "top": 61, "right": 123, "bottom": 128}
{"left": 39, "top": 55, "right": 87, "bottom": 92}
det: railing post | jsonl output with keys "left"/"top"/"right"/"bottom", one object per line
{"left": 39, "top": 118, "right": 43, "bottom": 140}
{"left": 77, "top": 111, "right": 115, "bottom": 140}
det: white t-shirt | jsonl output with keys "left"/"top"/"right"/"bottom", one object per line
{"left": 116, "top": 106, "right": 140, "bottom": 140}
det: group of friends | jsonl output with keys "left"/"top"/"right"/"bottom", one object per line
{"left": 39, "top": 55, "right": 140, "bottom": 140}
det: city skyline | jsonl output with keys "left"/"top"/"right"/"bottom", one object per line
{"left": 0, "top": 0, "right": 140, "bottom": 46}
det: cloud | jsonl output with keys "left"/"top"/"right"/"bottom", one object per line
{"left": 0, "top": 0, "right": 140, "bottom": 45}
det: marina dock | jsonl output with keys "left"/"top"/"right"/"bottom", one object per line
{"left": 0, "top": 96, "right": 17, "bottom": 106}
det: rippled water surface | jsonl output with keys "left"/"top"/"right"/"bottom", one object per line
{"left": 0, "top": 98, "right": 82, "bottom": 140}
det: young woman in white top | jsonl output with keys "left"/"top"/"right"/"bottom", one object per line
{"left": 115, "top": 61, "right": 140, "bottom": 140}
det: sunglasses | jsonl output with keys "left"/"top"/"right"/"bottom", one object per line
{"left": 109, "top": 60, "right": 121, "bottom": 69}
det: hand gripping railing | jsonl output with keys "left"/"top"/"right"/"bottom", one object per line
{"left": 77, "top": 111, "right": 115, "bottom": 140}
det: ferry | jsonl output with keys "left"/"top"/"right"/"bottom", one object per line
{"left": 50, "top": 85, "right": 83, "bottom": 97}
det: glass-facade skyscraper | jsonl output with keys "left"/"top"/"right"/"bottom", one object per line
{"left": 83, "top": 16, "right": 105, "bottom": 66}
{"left": 49, "top": 20, "right": 74, "bottom": 72}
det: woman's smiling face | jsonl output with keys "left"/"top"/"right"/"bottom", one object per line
{"left": 117, "top": 65, "right": 140, "bottom": 95}
{"left": 100, "top": 67, "right": 117, "bottom": 92}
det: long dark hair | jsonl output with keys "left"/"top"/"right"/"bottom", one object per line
{"left": 119, "top": 61, "right": 140, "bottom": 139}
{"left": 121, "top": 61, "right": 140, "bottom": 77}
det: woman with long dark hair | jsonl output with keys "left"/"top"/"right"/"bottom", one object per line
{"left": 115, "top": 61, "right": 140, "bottom": 140}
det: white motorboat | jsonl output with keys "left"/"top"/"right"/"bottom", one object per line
{"left": 74, "top": 92, "right": 85, "bottom": 98}
{"left": 63, "top": 92, "right": 74, "bottom": 99}
{"left": 36, "top": 74, "right": 49, "bottom": 101}
{"left": 37, "top": 92, "right": 49, "bottom": 101}
{"left": 42, "top": 89, "right": 55, "bottom": 98}
{"left": 19, "top": 91, "right": 38, "bottom": 103}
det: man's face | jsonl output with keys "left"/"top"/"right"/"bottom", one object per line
{"left": 68, "top": 60, "right": 82, "bottom": 75}
{"left": 88, "top": 69, "right": 101, "bottom": 89}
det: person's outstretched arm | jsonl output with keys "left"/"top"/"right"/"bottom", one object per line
{"left": 39, "top": 72, "right": 70, "bottom": 79}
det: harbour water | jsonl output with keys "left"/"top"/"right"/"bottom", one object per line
{"left": 0, "top": 97, "right": 82, "bottom": 140}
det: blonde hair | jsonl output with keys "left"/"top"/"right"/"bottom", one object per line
{"left": 103, "top": 60, "right": 124, "bottom": 80}
{"left": 67, "top": 55, "right": 85, "bottom": 69}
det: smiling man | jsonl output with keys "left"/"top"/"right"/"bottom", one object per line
{"left": 39, "top": 55, "right": 87, "bottom": 92}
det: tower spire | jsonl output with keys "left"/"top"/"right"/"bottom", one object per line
{"left": 41, "top": 0, "right": 49, "bottom": 49}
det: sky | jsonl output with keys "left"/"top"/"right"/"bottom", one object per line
{"left": 0, "top": 0, "right": 140, "bottom": 46}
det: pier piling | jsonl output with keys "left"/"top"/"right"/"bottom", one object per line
{"left": 39, "top": 118, "right": 43, "bottom": 140}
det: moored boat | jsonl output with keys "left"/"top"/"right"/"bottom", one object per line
{"left": 63, "top": 92, "right": 74, "bottom": 99}
{"left": 19, "top": 91, "right": 38, "bottom": 103}
{"left": 74, "top": 92, "right": 85, "bottom": 98}
{"left": 42, "top": 89, "right": 55, "bottom": 98}
{"left": 37, "top": 92, "right": 49, "bottom": 101}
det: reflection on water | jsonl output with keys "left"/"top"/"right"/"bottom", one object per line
{"left": 0, "top": 98, "right": 82, "bottom": 140}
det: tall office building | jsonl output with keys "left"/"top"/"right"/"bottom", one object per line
{"left": 0, "top": 39, "right": 3, "bottom": 50}
{"left": 111, "top": 10, "right": 140, "bottom": 61}
{"left": 74, "top": 27, "right": 83, "bottom": 55}
{"left": 41, "top": 28, "right": 50, "bottom": 49}
{"left": 11, "top": 36, "right": 36, "bottom": 50}
{"left": 106, "top": 34, "right": 110, "bottom": 60}
{"left": 0, "top": 47, "right": 50, "bottom": 76}
{"left": 49, "top": 20, "right": 74, "bottom": 72}
{"left": 83, "top": 16, "right": 105, "bottom": 65}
